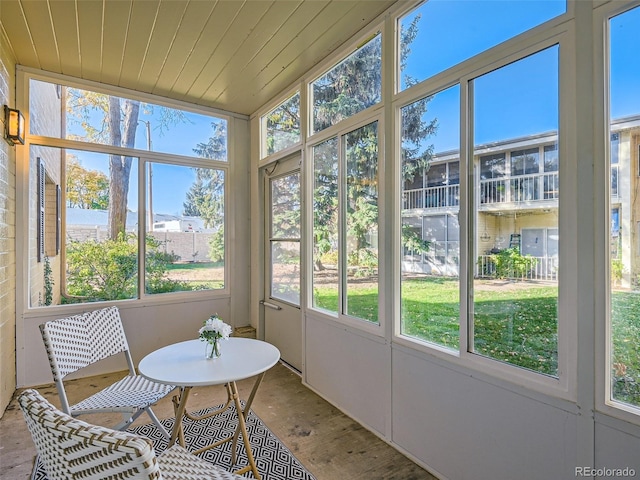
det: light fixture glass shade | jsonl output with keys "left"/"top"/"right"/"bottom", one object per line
{"left": 4, "top": 105, "right": 24, "bottom": 145}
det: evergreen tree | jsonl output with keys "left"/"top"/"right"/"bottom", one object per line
{"left": 183, "top": 121, "right": 226, "bottom": 229}
{"left": 312, "top": 14, "right": 435, "bottom": 269}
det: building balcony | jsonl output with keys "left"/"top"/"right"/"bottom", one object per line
{"left": 403, "top": 172, "right": 560, "bottom": 212}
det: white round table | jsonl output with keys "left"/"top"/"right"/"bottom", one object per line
{"left": 138, "top": 337, "right": 280, "bottom": 479}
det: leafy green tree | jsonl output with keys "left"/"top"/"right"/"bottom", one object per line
{"left": 271, "top": 173, "right": 301, "bottom": 239}
{"left": 399, "top": 14, "right": 438, "bottom": 255}
{"left": 402, "top": 223, "right": 430, "bottom": 254}
{"left": 66, "top": 156, "right": 109, "bottom": 209}
{"left": 265, "top": 93, "right": 300, "bottom": 155}
{"left": 66, "top": 89, "right": 187, "bottom": 238}
{"left": 312, "top": 14, "right": 434, "bottom": 269}
{"left": 208, "top": 226, "right": 225, "bottom": 263}
{"left": 65, "top": 232, "right": 139, "bottom": 301}
{"left": 184, "top": 121, "right": 226, "bottom": 261}
{"left": 312, "top": 138, "right": 339, "bottom": 271}
{"left": 66, "top": 90, "right": 139, "bottom": 238}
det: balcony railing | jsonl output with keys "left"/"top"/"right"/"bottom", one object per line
{"left": 402, "top": 254, "right": 558, "bottom": 281}
{"left": 476, "top": 254, "right": 558, "bottom": 281}
{"left": 403, "top": 184, "right": 460, "bottom": 210}
{"left": 402, "top": 172, "right": 559, "bottom": 211}
{"left": 402, "top": 168, "right": 622, "bottom": 211}
{"left": 480, "top": 172, "right": 559, "bottom": 205}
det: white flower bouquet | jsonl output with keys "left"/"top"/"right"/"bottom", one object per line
{"left": 199, "top": 314, "right": 232, "bottom": 358}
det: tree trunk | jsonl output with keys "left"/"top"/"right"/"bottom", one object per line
{"left": 107, "top": 98, "right": 139, "bottom": 239}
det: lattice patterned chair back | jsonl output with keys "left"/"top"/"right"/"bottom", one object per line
{"left": 19, "top": 388, "right": 160, "bottom": 480}
{"left": 19, "top": 389, "right": 246, "bottom": 480}
{"left": 39, "top": 306, "right": 174, "bottom": 434}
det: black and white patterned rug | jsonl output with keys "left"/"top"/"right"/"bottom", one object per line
{"left": 32, "top": 403, "right": 316, "bottom": 480}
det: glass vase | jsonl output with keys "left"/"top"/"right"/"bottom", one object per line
{"left": 205, "top": 339, "right": 221, "bottom": 359}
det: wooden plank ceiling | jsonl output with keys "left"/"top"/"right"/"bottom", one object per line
{"left": 0, "top": 0, "right": 397, "bottom": 116}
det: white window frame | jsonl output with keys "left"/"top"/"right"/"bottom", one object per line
{"left": 16, "top": 68, "right": 235, "bottom": 314}
{"left": 306, "top": 111, "right": 385, "bottom": 337}
{"left": 392, "top": 22, "right": 575, "bottom": 401}
{"left": 596, "top": 0, "right": 640, "bottom": 425}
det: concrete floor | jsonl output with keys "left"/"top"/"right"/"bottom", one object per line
{"left": 0, "top": 361, "right": 436, "bottom": 480}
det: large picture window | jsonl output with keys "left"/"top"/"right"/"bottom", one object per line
{"left": 608, "top": 5, "right": 640, "bottom": 410}
{"left": 27, "top": 78, "right": 228, "bottom": 308}
{"left": 472, "top": 46, "right": 559, "bottom": 376}
{"left": 401, "top": 85, "right": 460, "bottom": 350}
{"left": 312, "top": 121, "right": 380, "bottom": 324}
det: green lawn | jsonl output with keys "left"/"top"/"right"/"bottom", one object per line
{"left": 611, "top": 291, "right": 640, "bottom": 405}
{"left": 164, "top": 262, "right": 224, "bottom": 290}
{"left": 315, "top": 276, "right": 640, "bottom": 405}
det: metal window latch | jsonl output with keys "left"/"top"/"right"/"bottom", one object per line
{"left": 260, "top": 300, "right": 282, "bottom": 310}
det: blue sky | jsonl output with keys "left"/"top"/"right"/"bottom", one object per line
{"left": 402, "top": 1, "right": 639, "bottom": 153}
{"left": 72, "top": 109, "right": 225, "bottom": 216}
{"left": 610, "top": 6, "right": 640, "bottom": 119}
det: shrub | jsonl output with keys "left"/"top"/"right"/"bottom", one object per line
{"left": 611, "top": 258, "right": 624, "bottom": 285}
{"left": 65, "top": 233, "right": 190, "bottom": 302}
{"left": 490, "top": 247, "right": 537, "bottom": 279}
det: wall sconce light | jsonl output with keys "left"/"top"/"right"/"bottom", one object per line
{"left": 4, "top": 105, "right": 25, "bottom": 146}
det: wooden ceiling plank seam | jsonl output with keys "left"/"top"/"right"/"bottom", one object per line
{"left": 119, "top": 1, "right": 161, "bottom": 91}
{"left": 230, "top": 1, "right": 390, "bottom": 114}
{"left": 19, "top": 0, "right": 60, "bottom": 72}
{"left": 196, "top": 0, "right": 306, "bottom": 103}
{"left": 44, "top": 1, "right": 61, "bottom": 72}
{"left": 76, "top": 0, "right": 109, "bottom": 82}
{"left": 187, "top": 0, "right": 275, "bottom": 100}
{"left": 48, "top": 0, "right": 82, "bottom": 78}
{"left": 236, "top": 1, "right": 303, "bottom": 71}
{"left": 134, "top": 0, "right": 162, "bottom": 86}
{"left": 255, "top": 2, "right": 373, "bottom": 88}
{"left": 100, "top": 0, "right": 131, "bottom": 86}
{"left": 208, "top": 0, "right": 320, "bottom": 103}
{"left": 237, "top": 0, "right": 332, "bottom": 81}
{"left": 116, "top": 0, "right": 135, "bottom": 85}
{"left": 171, "top": 0, "right": 246, "bottom": 97}
{"left": 0, "top": 1, "right": 40, "bottom": 68}
{"left": 138, "top": 0, "right": 189, "bottom": 92}
{"left": 218, "top": 0, "right": 334, "bottom": 108}
{"left": 153, "top": 0, "right": 218, "bottom": 96}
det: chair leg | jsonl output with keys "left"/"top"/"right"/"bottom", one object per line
{"left": 145, "top": 406, "right": 171, "bottom": 440}
{"left": 113, "top": 412, "right": 136, "bottom": 431}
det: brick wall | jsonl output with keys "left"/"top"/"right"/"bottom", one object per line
{"left": 0, "top": 30, "right": 17, "bottom": 415}
{"left": 27, "top": 83, "right": 63, "bottom": 307}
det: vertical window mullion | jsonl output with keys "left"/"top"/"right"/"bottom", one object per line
{"left": 139, "top": 158, "right": 147, "bottom": 299}
{"left": 37, "top": 158, "right": 45, "bottom": 263}
{"left": 461, "top": 78, "right": 472, "bottom": 358}
{"left": 339, "top": 134, "right": 347, "bottom": 317}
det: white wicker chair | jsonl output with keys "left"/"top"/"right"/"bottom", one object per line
{"left": 19, "top": 388, "right": 244, "bottom": 480}
{"left": 39, "top": 306, "right": 174, "bottom": 437}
